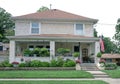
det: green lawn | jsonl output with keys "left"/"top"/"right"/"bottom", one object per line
{"left": 0, "top": 70, "right": 93, "bottom": 78}
{"left": 0, "top": 80, "right": 108, "bottom": 84}
{"left": 103, "top": 70, "right": 120, "bottom": 78}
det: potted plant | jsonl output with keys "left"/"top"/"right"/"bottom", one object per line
{"left": 57, "top": 48, "right": 70, "bottom": 56}
{"left": 12, "top": 61, "right": 19, "bottom": 67}
{"left": 40, "top": 48, "right": 50, "bottom": 57}
{"left": 33, "top": 48, "right": 40, "bottom": 57}
{"left": 23, "top": 49, "right": 31, "bottom": 57}
{"left": 97, "top": 52, "right": 102, "bottom": 58}
{"left": 73, "top": 52, "right": 80, "bottom": 60}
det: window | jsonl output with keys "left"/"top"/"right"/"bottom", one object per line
{"left": 75, "top": 24, "right": 83, "bottom": 35}
{"left": 29, "top": 45, "right": 34, "bottom": 50}
{"left": 31, "top": 22, "right": 39, "bottom": 34}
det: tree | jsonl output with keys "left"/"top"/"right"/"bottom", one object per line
{"left": 0, "top": 7, "right": 14, "bottom": 42}
{"left": 37, "top": 6, "right": 49, "bottom": 12}
{"left": 94, "top": 28, "right": 98, "bottom": 37}
{"left": 103, "top": 37, "right": 118, "bottom": 53}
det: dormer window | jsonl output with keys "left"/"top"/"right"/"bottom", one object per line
{"left": 31, "top": 22, "right": 40, "bottom": 34}
{"left": 75, "top": 24, "right": 84, "bottom": 35}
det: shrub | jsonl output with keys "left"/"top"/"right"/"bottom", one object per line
{"left": 73, "top": 52, "right": 80, "bottom": 57}
{"left": 19, "top": 63, "right": 26, "bottom": 67}
{"left": 0, "top": 60, "right": 13, "bottom": 67}
{"left": 56, "top": 57, "right": 64, "bottom": 67}
{"left": 97, "top": 52, "right": 102, "bottom": 58}
{"left": 50, "top": 60, "right": 57, "bottom": 67}
{"left": 30, "top": 60, "right": 42, "bottom": 67}
{"left": 63, "top": 60, "right": 75, "bottom": 67}
{"left": 25, "top": 61, "right": 31, "bottom": 67}
{"left": 41, "top": 62, "right": 50, "bottom": 67}
{"left": 105, "top": 63, "right": 117, "bottom": 70}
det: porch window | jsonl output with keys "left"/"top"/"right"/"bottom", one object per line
{"left": 29, "top": 45, "right": 34, "bottom": 51}
{"left": 31, "top": 22, "right": 40, "bottom": 34}
{"left": 75, "top": 24, "right": 83, "bottom": 35}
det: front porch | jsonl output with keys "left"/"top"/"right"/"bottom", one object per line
{"left": 8, "top": 34, "right": 100, "bottom": 64}
{"left": 10, "top": 41, "right": 100, "bottom": 64}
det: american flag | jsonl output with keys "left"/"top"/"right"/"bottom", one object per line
{"left": 100, "top": 36, "right": 105, "bottom": 52}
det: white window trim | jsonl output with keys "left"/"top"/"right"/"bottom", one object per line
{"left": 30, "top": 22, "right": 41, "bottom": 35}
{"left": 74, "top": 23, "right": 85, "bottom": 35}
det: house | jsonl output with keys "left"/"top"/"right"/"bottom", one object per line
{"left": 8, "top": 9, "right": 100, "bottom": 63}
{"left": 0, "top": 42, "right": 9, "bottom": 56}
{"left": 101, "top": 54, "right": 120, "bottom": 65}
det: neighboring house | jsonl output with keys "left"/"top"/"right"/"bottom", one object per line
{"left": 8, "top": 9, "right": 100, "bottom": 63}
{"left": 101, "top": 54, "right": 120, "bottom": 65}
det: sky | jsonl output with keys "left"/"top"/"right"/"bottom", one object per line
{"left": 0, "top": 0, "right": 120, "bottom": 39}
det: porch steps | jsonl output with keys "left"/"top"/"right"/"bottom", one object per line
{"left": 80, "top": 63, "right": 99, "bottom": 71}
{"left": 87, "top": 71, "right": 110, "bottom": 78}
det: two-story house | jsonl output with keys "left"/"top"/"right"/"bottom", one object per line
{"left": 8, "top": 9, "right": 100, "bottom": 64}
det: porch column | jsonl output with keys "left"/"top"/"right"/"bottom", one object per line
{"left": 9, "top": 40, "right": 15, "bottom": 63}
{"left": 95, "top": 41, "right": 100, "bottom": 64}
{"left": 50, "top": 41, "right": 55, "bottom": 60}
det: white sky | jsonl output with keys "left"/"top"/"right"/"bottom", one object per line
{"left": 1, "top": 0, "right": 120, "bottom": 39}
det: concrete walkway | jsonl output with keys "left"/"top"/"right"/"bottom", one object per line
{"left": 87, "top": 71, "right": 120, "bottom": 84}
{"left": 0, "top": 78, "right": 120, "bottom": 84}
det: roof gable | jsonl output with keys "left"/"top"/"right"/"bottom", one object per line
{"left": 13, "top": 9, "right": 98, "bottom": 23}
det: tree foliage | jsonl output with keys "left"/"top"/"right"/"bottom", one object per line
{"left": 37, "top": 6, "right": 49, "bottom": 12}
{"left": 114, "top": 18, "right": 120, "bottom": 41}
{"left": 103, "top": 37, "right": 117, "bottom": 53}
{"left": 94, "top": 28, "right": 98, "bottom": 37}
{"left": 0, "top": 7, "right": 14, "bottom": 42}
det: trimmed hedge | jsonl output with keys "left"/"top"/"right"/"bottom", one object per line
{"left": 105, "top": 63, "right": 117, "bottom": 70}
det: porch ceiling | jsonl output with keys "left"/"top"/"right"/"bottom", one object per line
{"left": 8, "top": 34, "right": 99, "bottom": 42}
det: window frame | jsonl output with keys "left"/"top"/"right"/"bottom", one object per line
{"left": 74, "top": 23, "right": 84, "bottom": 35}
{"left": 30, "top": 22, "right": 41, "bottom": 34}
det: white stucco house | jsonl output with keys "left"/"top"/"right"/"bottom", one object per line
{"left": 8, "top": 9, "right": 100, "bottom": 64}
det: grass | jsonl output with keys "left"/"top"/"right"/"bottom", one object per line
{"left": 0, "top": 80, "right": 108, "bottom": 84}
{"left": 0, "top": 70, "right": 93, "bottom": 78}
{"left": 103, "top": 70, "right": 120, "bottom": 78}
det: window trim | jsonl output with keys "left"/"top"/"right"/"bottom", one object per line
{"left": 30, "top": 22, "right": 41, "bottom": 34}
{"left": 74, "top": 23, "right": 85, "bottom": 35}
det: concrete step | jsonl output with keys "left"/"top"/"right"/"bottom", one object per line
{"left": 93, "top": 74, "right": 110, "bottom": 78}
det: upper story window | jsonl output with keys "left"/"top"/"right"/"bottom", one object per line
{"left": 75, "top": 24, "right": 84, "bottom": 35}
{"left": 31, "top": 22, "right": 40, "bottom": 34}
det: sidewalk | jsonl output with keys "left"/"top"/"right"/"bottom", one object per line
{"left": 0, "top": 78, "right": 120, "bottom": 84}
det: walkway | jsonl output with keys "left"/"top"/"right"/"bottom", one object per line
{"left": 0, "top": 78, "right": 120, "bottom": 84}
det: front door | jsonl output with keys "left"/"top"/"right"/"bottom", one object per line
{"left": 82, "top": 48, "right": 89, "bottom": 63}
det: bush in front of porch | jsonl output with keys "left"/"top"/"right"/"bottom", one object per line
{"left": 18, "top": 58, "right": 75, "bottom": 67}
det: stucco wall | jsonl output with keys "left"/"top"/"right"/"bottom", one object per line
{"left": 41, "top": 23, "right": 74, "bottom": 34}
{"left": 15, "top": 21, "right": 30, "bottom": 36}
{"left": 15, "top": 20, "right": 94, "bottom": 37}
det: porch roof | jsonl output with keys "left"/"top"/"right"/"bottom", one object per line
{"left": 8, "top": 34, "right": 99, "bottom": 42}
{"left": 102, "top": 54, "right": 120, "bottom": 59}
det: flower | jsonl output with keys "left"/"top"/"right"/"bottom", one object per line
{"left": 12, "top": 61, "right": 19, "bottom": 64}
{"left": 76, "top": 59, "right": 81, "bottom": 64}
{"left": 99, "top": 59, "right": 105, "bottom": 63}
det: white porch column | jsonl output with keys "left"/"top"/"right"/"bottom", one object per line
{"left": 95, "top": 41, "right": 100, "bottom": 64}
{"left": 9, "top": 40, "right": 15, "bottom": 63}
{"left": 50, "top": 41, "right": 55, "bottom": 60}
